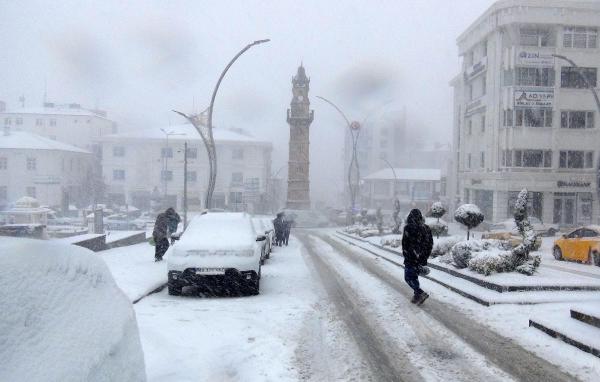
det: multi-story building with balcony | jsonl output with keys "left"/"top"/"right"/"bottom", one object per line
{"left": 451, "top": 0, "right": 600, "bottom": 226}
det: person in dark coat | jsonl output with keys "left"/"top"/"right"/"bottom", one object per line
{"left": 283, "top": 217, "right": 292, "bottom": 246}
{"left": 165, "top": 207, "right": 181, "bottom": 244}
{"left": 401, "top": 209, "right": 433, "bottom": 305}
{"left": 273, "top": 212, "right": 285, "bottom": 246}
{"left": 153, "top": 211, "right": 170, "bottom": 262}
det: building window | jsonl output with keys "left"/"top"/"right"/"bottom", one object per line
{"left": 560, "top": 111, "right": 594, "bottom": 129}
{"left": 49, "top": 119, "right": 56, "bottom": 126}
{"left": 467, "top": 119, "right": 472, "bottom": 135}
{"left": 510, "top": 150, "right": 552, "bottom": 168}
{"left": 0, "top": 157, "right": 6, "bottom": 170}
{"left": 15, "top": 117, "right": 22, "bottom": 125}
{"left": 481, "top": 115, "right": 485, "bottom": 132}
{"left": 113, "top": 169, "right": 125, "bottom": 180}
{"left": 187, "top": 171, "right": 197, "bottom": 182}
{"left": 503, "top": 109, "right": 514, "bottom": 127}
{"left": 559, "top": 150, "right": 594, "bottom": 168}
{"left": 520, "top": 27, "right": 553, "bottom": 47}
{"left": 0, "top": 186, "right": 6, "bottom": 201}
{"left": 161, "top": 170, "right": 173, "bottom": 181}
{"left": 35, "top": 118, "right": 43, "bottom": 126}
{"left": 229, "top": 191, "right": 243, "bottom": 205}
{"left": 482, "top": 76, "right": 487, "bottom": 95}
{"left": 113, "top": 146, "right": 125, "bottom": 157}
{"left": 515, "top": 108, "right": 553, "bottom": 127}
{"left": 231, "top": 172, "right": 243, "bottom": 185}
{"left": 26, "top": 157, "right": 36, "bottom": 170}
{"left": 467, "top": 84, "right": 473, "bottom": 101}
{"left": 515, "top": 67, "right": 555, "bottom": 87}
{"left": 480, "top": 152, "right": 485, "bottom": 168}
{"left": 186, "top": 147, "right": 197, "bottom": 159}
{"left": 508, "top": 191, "right": 543, "bottom": 219}
{"left": 481, "top": 39, "right": 488, "bottom": 57}
{"left": 564, "top": 26, "right": 597, "bottom": 48}
{"left": 232, "top": 148, "right": 244, "bottom": 160}
{"left": 4, "top": 118, "right": 11, "bottom": 125}
{"left": 467, "top": 153, "right": 472, "bottom": 169}
{"left": 161, "top": 147, "right": 173, "bottom": 158}
{"left": 26, "top": 186, "right": 36, "bottom": 198}
{"left": 561, "top": 67, "right": 597, "bottom": 88}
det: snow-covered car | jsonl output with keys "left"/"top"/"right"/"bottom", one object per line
{"left": 488, "top": 217, "right": 558, "bottom": 237}
{"left": 258, "top": 217, "right": 275, "bottom": 256}
{"left": 104, "top": 214, "right": 131, "bottom": 230}
{"left": 167, "top": 212, "right": 266, "bottom": 296}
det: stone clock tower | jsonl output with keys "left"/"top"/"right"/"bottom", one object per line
{"left": 286, "top": 65, "right": 314, "bottom": 210}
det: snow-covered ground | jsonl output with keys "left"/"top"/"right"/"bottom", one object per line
{"left": 133, "top": 237, "right": 359, "bottom": 381}
{"left": 100, "top": 242, "right": 166, "bottom": 302}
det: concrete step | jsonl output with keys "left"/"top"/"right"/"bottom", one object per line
{"left": 529, "top": 312, "right": 600, "bottom": 359}
{"left": 571, "top": 305, "right": 600, "bottom": 329}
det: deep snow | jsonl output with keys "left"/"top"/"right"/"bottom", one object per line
{"left": 0, "top": 237, "right": 146, "bottom": 382}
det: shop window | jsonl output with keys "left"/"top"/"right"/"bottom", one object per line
{"left": 186, "top": 147, "right": 197, "bottom": 159}
{"left": 561, "top": 67, "right": 597, "bottom": 89}
{"left": 15, "top": 117, "right": 22, "bottom": 125}
{"left": 563, "top": 26, "right": 597, "bottom": 48}
{"left": 503, "top": 109, "right": 514, "bottom": 127}
{"left": 508, "top": 191, "right": 542, "bottom": 219}
{"left": 113, "top": 169, "right": 125, "bottom": 180}
{"left": 161, "top": 170, "right": 173, "bottom": 181}
{"left": 560, "top": 111, "right": 594, "bottom": 129}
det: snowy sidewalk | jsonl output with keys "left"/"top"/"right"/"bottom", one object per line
{"left": 100, "top": 242, "right": 166, "bottom": 302}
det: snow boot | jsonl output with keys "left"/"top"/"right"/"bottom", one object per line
{"left": 416, "top": 292, "right": 429, "bottom": 306}
{"left": 410, "top": 294, "right": 420, "bottom": 304}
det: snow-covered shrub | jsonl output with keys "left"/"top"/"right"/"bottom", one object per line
{"left": 451, "top": 239, "right": 504, "bottom": 269}
{"left": 0, "top": 238, "right": 146, "bottom": 382}
{"left": 454, "top": 204, "right": 484, "bottom": 240}
{"left": 429, "top": 202, "right": 447, "bottom": 219}
{"left": 381, "top": 236, "right": 402, "bottom": 247}
{"left": 431, "top": 235, "right": 462, "bottom": 258}
{"left": 426, "top": 217, "right": 448, "bottom": 238}
{"left": 455, "top": 189, "right": 541, "bottom": 276}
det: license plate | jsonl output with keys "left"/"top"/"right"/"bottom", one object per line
{"left": 195, "top": 268, "right": 225, "bottom": 275}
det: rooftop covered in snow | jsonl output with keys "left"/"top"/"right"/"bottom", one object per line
{"left": 364, "top": 168, "right": 441, "bottom": 181}
{"left": 102, "top": 123, "right": 271, "bottom": 146}
{"left": 0, "top": 131, "right": 91, "bottom": 154}
{"left": 0, "top": 104, "right": 109, "bottom": 119}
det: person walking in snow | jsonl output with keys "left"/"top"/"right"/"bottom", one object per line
{"left": 402, "top": 209, "right": 433, "bottom": 305}
{"left": 283, "top": 216, "right": 292, "bottom": 246}
{"left": 165, "top": 207, "right": 181, "bottom": 245}
{"left": 152, "top": 210, "right": 171, "bottom": 262}
{"left": 273, "top": 212, "right": 285, "bottom": 246}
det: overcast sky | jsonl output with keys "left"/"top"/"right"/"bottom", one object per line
{"left": 0, "top": 0, "right": 494, "bottom": 204}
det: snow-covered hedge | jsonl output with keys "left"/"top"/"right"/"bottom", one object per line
{"left": 0, "top": 238, "right": 147, "bottom": 382}
{"left": 380, "top": 235, "right": 402, "bottom": 248}
{"left": 451, "top": 239, "right": 507, "bottom": 269}
{"left": 431, "top": 235, "right": 462, "bottom": 258}
{"left": 426, "top": 217, "right": 448, "bottom": 238}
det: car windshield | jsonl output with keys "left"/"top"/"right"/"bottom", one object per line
{"left": 3, "top": 1, "right": 600, "bottom": 381}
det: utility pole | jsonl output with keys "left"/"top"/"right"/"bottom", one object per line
{"left": 183, "top": 142, "right": 188, "bottom": 229}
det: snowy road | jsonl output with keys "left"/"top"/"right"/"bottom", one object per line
{"left": 134, "top": 231, "right": 582, "bottom": 381}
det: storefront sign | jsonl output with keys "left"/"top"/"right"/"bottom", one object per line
{"left": 465, "top": 57, "right": 487, "bottom": 80}
{"left": 515, "top": 49, "right": 554, "bottom": 66}
{"left": 557, "top": 180, "right": 591, "bottom": 188}
{"left": 514, "top": 90, "right": 554, "bottom": 107}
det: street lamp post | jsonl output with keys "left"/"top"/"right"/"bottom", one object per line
{"left": 381, "top": 156, "right": 397, "bottom": 196}
{"left": 173, "top": 39, "right": 269, "bottom": 210}
{"left": 316, "top": 96, "right": 362, "bottom": 218}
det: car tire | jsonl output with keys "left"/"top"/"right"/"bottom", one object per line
{"left": 553, "top": 246, "right": 563, "bottom": 261}
{"left": 592, "top": 250, "right": 600, "bottom": 267}
{"left": 168, "top": 284, "right": 182, "bottom": 296}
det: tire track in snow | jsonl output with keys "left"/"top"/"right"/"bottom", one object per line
{"left": 320, "top": 233, "right": 579, "bottom": 382}
{"left": 298, "top": 232, "right": 425, "bottom": 382}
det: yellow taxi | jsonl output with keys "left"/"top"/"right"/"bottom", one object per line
{"left": 553, "top": 226, "right": 600, "bottom": 266}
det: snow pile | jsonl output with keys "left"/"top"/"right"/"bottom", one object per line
{"left": 380, "top": 235, "right": 402, "bottom": 248}
{"left": 431, "top": 235, "right": 462, "bottom": 258}
{"left": 0, "top": 238, "right": 146, "bottom": 382}
{"left": 344, "top": 224, "right": 382, "bottom": 238}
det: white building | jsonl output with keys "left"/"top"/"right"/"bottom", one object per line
{"left": 0, "top": 130, "right": 94, "bottom": 209}
{"left": 101, "top": 124, "right": 272, "bottom": 213}
{"left": 361, "top": 168, "right": 442, "bottom": 212}
{"left": 0, "top": 102, "right": 117, "bottom": 153}
{"left": 451, "top": 0, "right": 600, "bottom": 226}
